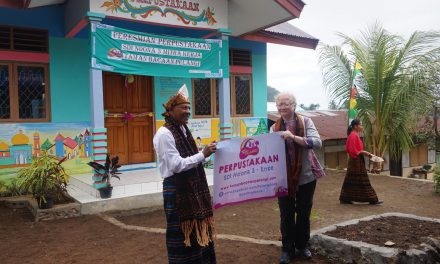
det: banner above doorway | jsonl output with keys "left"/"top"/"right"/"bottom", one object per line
{"left": 91, "top": 23, "right": 228, "bottom": 78}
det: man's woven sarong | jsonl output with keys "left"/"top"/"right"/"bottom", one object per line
{"left": 163, "top": 177, "right": 216, "bottom": 264}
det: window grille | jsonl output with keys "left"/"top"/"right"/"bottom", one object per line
{"left": 193, "top": 79, "right": 212, "bottom": 116}
{"left": 234, "top": 75, "right": 251, "bottom": 115}
{"left": 0, "top": 65, "right": 10, "bottom": 119}
{"left": 17, "top": 66, "right": 47, "bottom": 119}
{"left": 0, "top": 63, "right": 49, "bottom": 122}
{"left": 229, "top": 49, "right": 251, "bottom": 66}
{"left": 0, "top": 26, "right": 48, "bottom": 52}
{"left": 0, "top": 27, "right": 11, "bottom": 49}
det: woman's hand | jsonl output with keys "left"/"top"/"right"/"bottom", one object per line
{"left": 361, "top": 151, "right": 373, "bottom": 157}
{"left": 281, "top": 131, "right": 295, "bottom": 141}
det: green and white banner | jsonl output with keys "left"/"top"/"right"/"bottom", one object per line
{"left": 91, "top": 23, "right": 228, "bottom": 78}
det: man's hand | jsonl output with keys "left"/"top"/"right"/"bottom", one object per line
{"left": 202, "top": 142, "right": 217, "bottom": 158}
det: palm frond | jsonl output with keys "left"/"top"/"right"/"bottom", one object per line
{"left": 318, "top": 23, "right": 440, "bottom": 159}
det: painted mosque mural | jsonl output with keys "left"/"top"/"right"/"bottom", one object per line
{"left": 0, "top": 122, "right": 92, "bottom": 181}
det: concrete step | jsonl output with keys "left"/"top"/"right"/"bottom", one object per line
{"left": 69, "top": 174, "right": 98, "bottom": 197}
{"left": 67, "top": 184, "right": 164, "bottom": 215}
{"left": 67, "top": 168, "right": 213, "bottom": 215}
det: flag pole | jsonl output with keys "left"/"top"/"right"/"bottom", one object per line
{"left": 348, "top": 60, "right": 357, "bottom": 125}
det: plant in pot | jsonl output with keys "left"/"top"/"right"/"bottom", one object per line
{"left": 87, "top": 154, "right": 120, "bottom": 199}
{"left": 17, "top": 151, "right": 70, "bottom": 209}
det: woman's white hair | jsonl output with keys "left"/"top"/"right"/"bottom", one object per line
{"left": 275, "top": 92, "right": 297, "bottom": 106}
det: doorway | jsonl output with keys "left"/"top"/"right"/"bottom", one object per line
{"left": 103, "top": 72, "right": 155, "bottom": 165}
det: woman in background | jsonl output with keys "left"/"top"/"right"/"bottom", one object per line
{"left": 339, "top": 119, "right": 383, "bottom": 205}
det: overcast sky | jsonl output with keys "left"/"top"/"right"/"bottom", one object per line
{"left": 267, "top": 0, "right": 440, "bottom": 109}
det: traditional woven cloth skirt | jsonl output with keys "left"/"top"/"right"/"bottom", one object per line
{"left": 339, "top": 156, "right": 379, "bottom": 203}
{"left": 163, "top": 177, "right": 216, "bottom": 264}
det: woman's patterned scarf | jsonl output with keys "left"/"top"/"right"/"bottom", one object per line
{"left": 273, "top": 113, "right": 305, "bottom": 196}
{"left": 164, "top": 117, "right": 215, "bottom": 247}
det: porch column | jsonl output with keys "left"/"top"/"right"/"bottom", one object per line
{"left": 88, "top": 13, "right": 108, "bottom": 166}
{"left": 218, "top": 29, "right": 232, "bottom": 141}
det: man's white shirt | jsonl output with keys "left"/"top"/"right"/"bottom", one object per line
{"left": 153, "top": 126, "right": 205, "bottom": 178}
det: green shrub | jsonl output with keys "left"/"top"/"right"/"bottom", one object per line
{"left": 0, "top": 180, "right": 6, "bottom": 195}
{"left": 17, "top": 151, "right": 70, "bottom": 206}
{"left": 0, "top": 178, "right": 27, "bottom": 197}
{"left": 433, "top": 167, "right": 440, "bottom": 194}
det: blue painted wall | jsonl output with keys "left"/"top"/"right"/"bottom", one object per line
{"left": 229, "top": 38, "right": 267, "bottom": 117}
{"left": 0, "top": 5, "right": 64, "bottom": 37}
{"left": 0, "top": 5, "right": 91, "bottom": 122}
{"left": 251, "top": 51, "right": 268, "bottom": 117}
{"left": 49, "top": 37, "right": 91, "bottom": 122}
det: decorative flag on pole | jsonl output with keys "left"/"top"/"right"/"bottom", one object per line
{"left": 349, "top": 61, "right": 362, "bottom": 124}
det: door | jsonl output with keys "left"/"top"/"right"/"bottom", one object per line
{"left": 103, "top": 72, "right": 154, "bottom": 165}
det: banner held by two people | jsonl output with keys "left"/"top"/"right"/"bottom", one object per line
{"left": 213, "top": 133, "right": 287, "bottom": 209}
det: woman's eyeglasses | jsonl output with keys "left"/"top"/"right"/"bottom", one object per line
{"left": 276, "top": 103, "right": 294, "bottom": 108}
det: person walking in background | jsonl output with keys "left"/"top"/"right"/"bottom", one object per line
{"left": 270, "top": 92, "right": 325, "bottom": 264}
{"left": 340, "top": 119, "right": 383, "bottom": 205}
{"left": 153, "top": 84, "right": 217, "bottom": 264}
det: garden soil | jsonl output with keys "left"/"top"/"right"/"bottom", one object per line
{"left": 1, "top": 170, "right": 439, "bottom": 263}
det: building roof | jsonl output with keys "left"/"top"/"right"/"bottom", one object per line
{"left": 0, "top": 142, "right": 9, "bottom": 151}
{"left": 63, "top": 137, "right": 78, "bottom": 150}
{"left": 242, "top": 22, "right": 319, "bottom": 49}
{"left": 54, "top": 133, "right": 65, "bottom": 142}
{"left": 11, "top": 132, "right": 29, "bottom": 145}
{"left": 265, "top": 22, "right": 317, "bottom": 40}
{"left": 41, "top": 139, "right": 53, "bottom": 151}
{"left": 268, "top": 110, "right": 348, "bottom": 141}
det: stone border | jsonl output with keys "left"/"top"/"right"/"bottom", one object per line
{"left": 1, "top": 195, "right": 32, "bottom": 209}
{"left": 310, "top": 212, "right": 440, "bottom": 264}
{"left": 1, "top": 196, "right": 81, "bottom": 222}
{"left": 27, "top": 199, "right": 81, "bottom": 222}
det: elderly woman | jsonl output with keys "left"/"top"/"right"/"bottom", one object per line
{"left": 270, "top": 92, "right": 325, "bottom": 264}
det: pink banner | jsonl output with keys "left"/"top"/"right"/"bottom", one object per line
{"left": 213, "top": 133, "right": 288, "bottom": 209}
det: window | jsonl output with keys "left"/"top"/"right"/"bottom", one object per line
{"left": 191, "top": 48, "right": 253, "bottom": 118}
{"left": 229, "top": 49, "right": 252, "bottom": 66}
{"left": 192, "top": 79, "right": 218, "bottom": 117}
{"left": 0, "top": 26, "right": 48, "bottom": 52}
{"left": 231, "top": 74, "right": 252, "bottom": 116}
{"left": 0, "top": 62, "right": 50, "bottom": 122}
{"left": 192, "top": 76, "right": 252, "bottom": 118}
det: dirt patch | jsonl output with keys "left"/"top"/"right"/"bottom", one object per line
{"left": 117, "top": 171, "right": 440, "bottom": 242}
{"left": 2, "top": 171, "right": 440, "bottom": 263}
{"left": 324, "top": 216, "right": 440, "bottom": 250}
{"left": 0, "top": 205, "right": 336, "bottom": 264}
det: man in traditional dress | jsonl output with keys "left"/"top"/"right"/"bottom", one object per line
{"left": 270, "top": 92, "right": 325, "bottom": 264}
{"left": 153, "top": 84, "right": 217, "bottom": 264}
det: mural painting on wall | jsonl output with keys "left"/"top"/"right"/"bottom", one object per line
{"left": 241, "top": 118, "right": 268, "bottom": 137}
{"left": 155, "top": 117, "right": 268, "bottom": 149}
{"left": 187, "top": 119, "right": 211, "bottom": 150}
{"left": 0, "top": 123, "right": 92, "bottom": 182}
{"left": 93, "top": 0, "right": 227, "bottom": 29}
